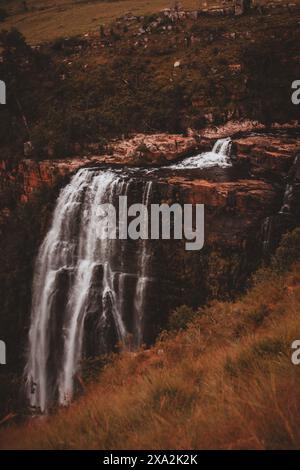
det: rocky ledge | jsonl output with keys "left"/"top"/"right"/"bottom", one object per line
{"left": 165, "top": 177, "right": 278, "bottom": 246}
{"left": 233, "top": 134, "right": 300, "bottom": 178}
{"left": 0, "top": 127, "right": 299, "bottom": 209}
{"left": 0, "top": 133, "right": 198, "bottom": 204}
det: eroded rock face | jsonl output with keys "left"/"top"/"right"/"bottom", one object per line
{"left": 1, "top": 128, "right": 298, "bottom": 393}
{"left": 1, "top": 130, "right": 299, "bottom": 251}
{"left": 1, "top": 130, "right": 300, "bottom": 205}
{"left": 126, "top": 174, "right": 279, "bottom": 329}
{"left": 233, "top": 134, "right": 300, "bottom": 178}
{"left": 166, "top": 177, "right": 278, "bottom": 245}
{"left": 107, "top": 133, "right": 198, "bottom": 165}
{"left": 0, "top": 128, "right": 299, "bottom": 254}
{"left": 151, "top": 175, "right": 279, "bottom": 306}
{"left": 0, "top": 133, "right": 199, "bottom": 204}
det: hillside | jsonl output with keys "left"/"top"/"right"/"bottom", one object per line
{"left": 1, "top": 4, "right": 299, "bottom": 164}
{"left": 1, "top": 0, "right": 208, "bottom": 44}
{"left": 1, "top": 0, "right": 300, "bottom": 452}
{"left": 1, "top": 229, "right": 300, "bottom": 450}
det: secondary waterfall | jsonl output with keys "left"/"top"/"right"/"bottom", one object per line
{"left": 261, "top": 153, "right": 300, "bottom": 259}
{"left": 133, "top": 181, "right": 153, "bottom": 347}
{"left": 170, "top": 137, "right": 232, "bottom": 169}
{"left": 25, "top": 168, "right": 154, "bottom": 412}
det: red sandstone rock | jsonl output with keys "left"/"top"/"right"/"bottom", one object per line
{"left": 0, "top": 133, "right": 199, "bottom": 202}
{"left": 0, "top": 130, "right": 299, "bottom": 207}
{"left": 166, "top": 177, "right": 278, "bottom": 245}
{"left": 234, "top": 135, "right": 300, "bottom": 176}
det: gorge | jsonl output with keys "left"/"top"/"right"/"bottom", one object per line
{"left": 25, "top": 139, "right": 229, "bottom": 412}
{"left": 23, "top": 132, "right": 299, "bottom": 412}
{"left": 0, "top": 0, "right": 300, "bottom": 450}
{"left": 0, "top": 128, "right": 300, "bottom": 416}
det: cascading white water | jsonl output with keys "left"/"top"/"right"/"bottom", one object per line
{"left": 25, "top": 137, "right": 234, "bottom": 412}
{"left": 25, "top": 168, "right": 153, "bottom": 412}
{"left": 212, "top": 138, "right": 232, "bottom": 156}
{"left": 133, "top": 181, "right": 152, "bottom": 347}
{"left": 170, "top": 137, "right": 232, "bottom": 169}
{"left": 261, "top": 153, "right": 300, "bottom": 260}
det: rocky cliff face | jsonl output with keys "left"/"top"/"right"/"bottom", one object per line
{"left": 166, "top": 176, "right": 277, "bottom": 245}
{"left": 1, "top": 129, "right": 299, "bottom": 206}
{"left": 0, "top": 133, "right": 198, "bottom": 209}
{"left": 233, "top": 135, "right": 300, "bottom": 178}
{"left": 1, "top": 130, "right": 299, "bottom": 264}
{"left": 0, "top": 128, "right": 299, "bottom": 414}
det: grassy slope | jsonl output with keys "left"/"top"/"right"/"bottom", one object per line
{"left": 1, "top": 6, "right": 299, "bottom": 162}
{"left": 2, "top": 0, "right": 206, "bottom": 44}
{"left": 1, "top": 231, "right": 300, "bottom": 450}
{"left": 3, "top": 0, "right": 300, "bottom": 45}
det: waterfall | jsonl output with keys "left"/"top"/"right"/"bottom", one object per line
{"left": 25, "top": 168, "right": 154, "bottom": 412}
{"left": 170, "top": 137, "right": 232, "bottom": 169}
{"left": 261, "top": 153, "right": 300, "bottom": 260}
{"left": 133, "top": 181, "right": 152, "bottom": 347}
{"left": 261, "top": 215, "right": 273, "bottom": 259}
{"left": 279, "top": 184, "right": 294, "bottom": 215}
{"left": 279, "top": 156, "right": 300, "bottom": 216}
{"left": 211, "top": 137, "right": 232, "bottom": 156}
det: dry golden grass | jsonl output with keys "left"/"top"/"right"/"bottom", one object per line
{"left": 1, "top": 259, "right": 300, "bottom": 450}
{"left": 2, "top": 0, "right": 206, "bottom": 44}
{"left": 3, "top": 0, "right": 300, "bottom": 45}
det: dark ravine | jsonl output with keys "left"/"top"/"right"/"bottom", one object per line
{"left": 0, "top": 129, "right": 300, "bottom": 414}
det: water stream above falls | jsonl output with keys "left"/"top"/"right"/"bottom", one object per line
{"left": 168, "top": 137, "right": 232, "bottom": 170}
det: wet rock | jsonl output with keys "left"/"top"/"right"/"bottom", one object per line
{"left": 167, "top": 176, "right": 277, "bottom": 245}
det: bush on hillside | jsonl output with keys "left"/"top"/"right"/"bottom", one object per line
{"left": 272, "top": 228, "right": 300, "bottom": 272}
{"left": 167, "top": 305, "right": 195, "bottom": 332}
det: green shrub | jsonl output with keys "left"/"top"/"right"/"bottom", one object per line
{"left": 247, "top": 304, "right": 270, "bottom": 326}
{"left": 272, "top": 228, "right": 300, "bottom": 272}
{"left": 167, "top": 305, "right": 195, "bottom": 332}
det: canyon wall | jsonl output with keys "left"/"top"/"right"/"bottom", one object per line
{"left": 0, "top": 130, "right": 299, "bottom": 387}
{"left": 1, "top": 129, "right": 299, "bottom": 206}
